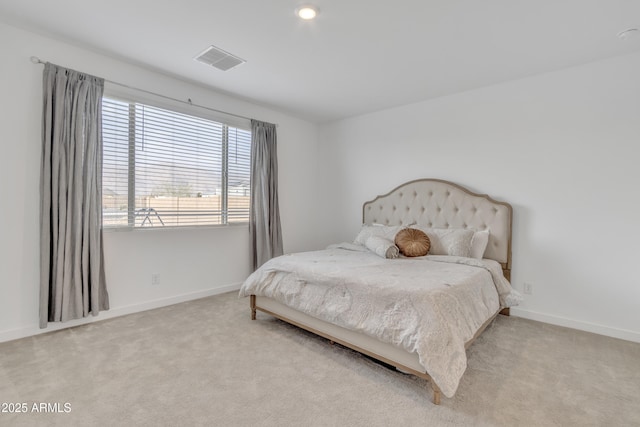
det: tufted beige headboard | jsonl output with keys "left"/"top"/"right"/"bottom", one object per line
{"left": 363, "top": 179, "right": 512, "bottom": 278}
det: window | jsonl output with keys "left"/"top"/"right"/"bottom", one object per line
{"left": 102, "top": 97, "right": 251, "bottom": 229}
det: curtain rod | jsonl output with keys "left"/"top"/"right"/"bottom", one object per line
{"left": 30, "top": 56, "right": 275, "bottom": 126}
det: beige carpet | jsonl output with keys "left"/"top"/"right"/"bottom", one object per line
{"left": 1, "top": 291, "right": 639, "bottom": 427}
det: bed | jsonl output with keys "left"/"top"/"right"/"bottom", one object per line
{"left": 239, "top": 179, "right": 518, "bottom": 404}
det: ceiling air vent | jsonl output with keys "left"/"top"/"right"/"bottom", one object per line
{"left": 194, "top": 45, "right": 246, "bottom": 71}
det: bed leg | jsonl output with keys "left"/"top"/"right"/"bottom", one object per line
{"left": 250, "top": 295, "right": 256, "bottom": 320}
{"left": 433, "top": 390, "right": 441, "bottom": 405}
{"left": 432, "top": 385, "right": 441, "bottom": 405}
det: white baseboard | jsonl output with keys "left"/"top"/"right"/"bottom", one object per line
{"left": 0, "top": 283, "right": 242, "bottom": 344}
{"left": 511, "top": 307, "right": 640, "bottom": 344}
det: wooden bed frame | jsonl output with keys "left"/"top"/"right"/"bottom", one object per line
{"left": 249, "top": 179, "right": 513, "bottom": 405}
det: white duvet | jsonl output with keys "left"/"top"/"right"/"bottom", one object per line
{"left": 239, "top": 243, "right": 520, "bottom": 398}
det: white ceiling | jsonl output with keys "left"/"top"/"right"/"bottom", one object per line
{"left": 1, "top": 0, "right": 639, "bottom": 123}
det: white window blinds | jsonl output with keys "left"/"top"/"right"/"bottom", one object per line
{"left": 102, "top": 97, "right": 251, "bottom": 228}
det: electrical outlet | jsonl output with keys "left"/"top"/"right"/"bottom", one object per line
{"left": 523, "top": 282, "right": 533, "bottom": 295}
{"left": 151, "top": 273, "right": 160, "bottom": 286}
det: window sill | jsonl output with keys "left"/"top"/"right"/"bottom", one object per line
{"left": 102, "top": 222, "right": 249, "bottom": 233}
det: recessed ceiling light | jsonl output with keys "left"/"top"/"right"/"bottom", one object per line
{"left": 296, "top": 5, "right": 319, "bottom": 20}
{"left": 617, "top": 28, "right": 639, "bottom": 40}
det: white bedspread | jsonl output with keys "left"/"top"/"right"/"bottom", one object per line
{"left": 239, "top": 244, "right": 519, "bottom": 398}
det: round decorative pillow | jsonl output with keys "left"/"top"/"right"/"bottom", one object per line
{"left": 394, "top": 228, "right": 430, "bottom": 257}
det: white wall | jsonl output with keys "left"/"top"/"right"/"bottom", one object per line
{"left": 0, "top": 22, "right": 321, "bottom": 342}
{"left": 319, "top": 52, "right": 640, "bottom": 342}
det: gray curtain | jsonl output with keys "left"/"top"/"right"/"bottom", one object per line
{"left": 40, "top": 63, "right": 109, "bottom": 328}
{"left": 250, "top": 119, "right": 283, "bottom": 270}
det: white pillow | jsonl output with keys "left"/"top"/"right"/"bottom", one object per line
{"left": 419, "top": 228, "right": 474, "bottom": 257}
{"left": 354, "top": 224, "right": 402, "bottom": 246}
{"left": 364, "top": 236, "right": 399, "bottom": 259}
{"left": 469, "top": 230, "right": 490, "bottom": 259}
